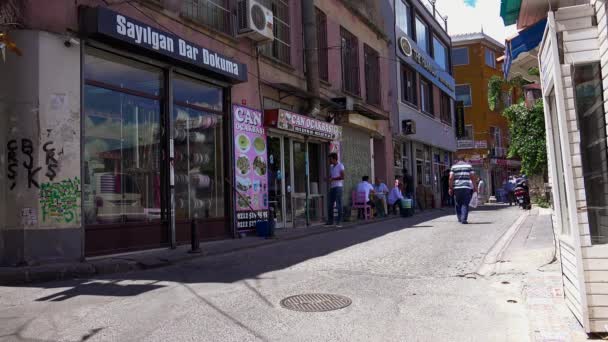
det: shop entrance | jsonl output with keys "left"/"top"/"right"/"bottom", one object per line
{"left": 267, "top": 134, "right": 326, "bottom": 228}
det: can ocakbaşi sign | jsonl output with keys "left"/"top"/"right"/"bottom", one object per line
{"left": 266, "top": 109, "right": 342, "bottom": 140}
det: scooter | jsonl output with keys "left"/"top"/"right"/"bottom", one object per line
{"left": 514, "top": 180, "right": 531, "bottom": 210}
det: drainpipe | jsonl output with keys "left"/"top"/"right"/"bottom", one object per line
{"left": 302, "top": 0, "right": 320, "bottom": 117}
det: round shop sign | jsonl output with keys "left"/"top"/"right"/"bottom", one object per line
{"left": 399, "top": 36, "right": 413, "bottom": 57}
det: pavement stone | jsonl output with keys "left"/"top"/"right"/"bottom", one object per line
{"left": 0, "top": 210, "right": 443, "bottom": 286}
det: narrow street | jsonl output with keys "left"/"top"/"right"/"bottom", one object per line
{"left": 0, "top": 206, "right": 545, "bottom": 342}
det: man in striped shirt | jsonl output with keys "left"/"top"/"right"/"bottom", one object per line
{"left": 449, "top": 159, "right": 477, "bottom": 224}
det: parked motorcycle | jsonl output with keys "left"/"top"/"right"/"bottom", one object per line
{"left": 514, "top": 180, "right": 532, "bottom": 210}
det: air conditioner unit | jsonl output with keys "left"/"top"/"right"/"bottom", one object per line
{"left": 237, "top": 0, "right": 274, "bottom": 42}
{"left": 402, "top": 120, "right": 416, "bottom": 135}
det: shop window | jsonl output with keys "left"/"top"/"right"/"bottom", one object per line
{"left": 396, "top": 0, "right": 411, "bottom": 36}
{"left": 172, "top": 74, "right": 224, "bottom": 220}
{"left": 452, "top": 47, "right": 469, "bottom": 66}
{"left": 440, "top": 92, "right": 451, "bottom": 125}
{"left": 341, "top": 27, "right": 360, "bottom": 96}
{"left": 83, "top": 48, "right": 163, "bottom": 225}
{"left": 316, "top": 8, "right": 328, "bottom": 82}
{"left": 181, "top": 0, "right": 233, "bottom": 36}
{"left": 364, "top": 44, "right": 381, "bottom": 106}
{"left": 415, "top": 16, "right": 429, "bottom": 53}
{"left": 433, "top": 37, "right": 448, "bottom": 71}
{"left": 456, "top": 84, "right": 472, "bottom": 107}
{"left": 259, "top": 0, "right": 291, "bottom": 64}
{"left": 420, "top": 78, "right": 433, "bottom": 115}
{"left": 401, "top": 63, "right": 417, "bottom": 106}
{"left": 573, "top": 63, "right": 608, "bottom": 244}
{"left": 485, "top": 48, "right": 496, "bottom": 68}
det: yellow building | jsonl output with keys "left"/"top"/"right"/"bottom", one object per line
{"left": 451, "top": 32, "right": 521, "bottom": 198}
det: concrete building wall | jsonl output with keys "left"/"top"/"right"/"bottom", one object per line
{"left": 0, "top": 30, "right": 82, "bottom": 265}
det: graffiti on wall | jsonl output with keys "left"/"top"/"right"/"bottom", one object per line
{"left": 39, "top": 177, "right": 81, "bottom": 223}
{"left": 6, "top": 139, "right": 60, "bottom": 189}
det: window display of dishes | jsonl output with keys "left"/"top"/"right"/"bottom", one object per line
{"left": 253, "top": 156, "right": 267, "bottom": 177}
{"left": 236, "top": 176, "right": 252, "bottom": 192}
{"left": 236, "top": 155, "right": 250, "bottom": 176}
{"left": 236, "top": 134, "right": 250, "bottom": 153}
{"left": 253, "top": 136, "right": 266, "bottom": 154}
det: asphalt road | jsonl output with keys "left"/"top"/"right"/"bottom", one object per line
{"left": 0, "top": 205, "right": 530, "bottom": 342}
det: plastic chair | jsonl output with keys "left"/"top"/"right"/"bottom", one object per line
{"left": 352, "top": 191, "right": 372, "bottom": 220}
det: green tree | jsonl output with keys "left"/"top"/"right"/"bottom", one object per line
{"left": 487, "top": 73, "right": 547, "bottom": 176}
{"left": 502, "top": 101, "right": 547, "bottom": 175}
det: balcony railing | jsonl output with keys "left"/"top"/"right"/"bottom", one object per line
{"left": 457, "top": 139, "right": 474, "bottom": 150}
{"left": 181, "top": 0, "right": 235, "bottom": 37}
{"left": 420, "top": 0, "right": 447, "bottom": 32}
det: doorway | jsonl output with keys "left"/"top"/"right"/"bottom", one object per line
{"left": 267, "top": 134, "right": 327, "bottom": 228}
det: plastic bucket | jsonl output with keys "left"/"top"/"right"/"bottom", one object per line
{"left": 255, "top": 221, "right": 270, "bottom": 237}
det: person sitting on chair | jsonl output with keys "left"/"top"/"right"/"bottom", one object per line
{"left": 388, "top": 179, "right": 406, "bottom": 215}
{"left": 355, "top": 176, "right": 375, "bottom": 219}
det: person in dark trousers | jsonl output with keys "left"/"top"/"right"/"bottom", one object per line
{"left": 325, "top": 153, "right": 345, "bottom": 227}
{"left": 449, "top": 159, "right": 476, "bottom": 224}
{"left": 441, "top": 169, "right": 452, "bottom": 207}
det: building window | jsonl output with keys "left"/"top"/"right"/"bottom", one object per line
{"left": 455, "top": 84, "right": 472, "bottom": 106}
{"left": 172, "top": 74, "right": 225, "bottom": 220}
{"left": 464, "top": 125, "right": 474, "bottom": 140}
{"left": 502, "top": 91, "right": 512, "bottom": 107}
{"left": 181, "top": 0, "right": 233, "bottom": 36}
{"left": 364, "top": 44, "right": 380, "bottom": 106}
{"left": 415, "top": 16, "right": 429, "bottom": 53}
{"left": 401, "top": 63, "right": 417, "bottom": 106}
{"left": 485, "top": 48, "right": 496, "bottom": 68}
{"left": 316, "top": 7, "right": 328, "bottom": 82}
{"left": 490, "top": 126, "right": 502, "bottom": 148}
{"left": 259, "top": 0, "right": 291, "bottom": 64}
{"left": 341, "top": 27, "right": 360, "bottom": 95}
{"left": 396, "top": 0, "right": 410, "bottom": 35}
{"left": 83, "top": 48, "right": 163, "bottom": 226}
{"left": 433, "top": 37, "right": 448, "bottom": 71}
{"left": 452, "top": 47, "right": 469, "bottom": 66}
{"left": 420, "top": 78, "right": 433, "bottom": 114}
{"left": 440, "top": 92, "right": 451, "bottom": 125}
{"left": 573, "top": 63, "right": 608, "bottom": 244}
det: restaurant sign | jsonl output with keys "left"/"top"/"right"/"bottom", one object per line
{"left": 233, "top": 105, "right": 269, "bottom": 231}
{"left": 80, "top": 7, "right": 248, "bottom": 83}
{"left": 265, "top": 109, "right": 342, "bottom": 140}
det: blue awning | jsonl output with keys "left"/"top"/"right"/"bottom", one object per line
{"left": 503, "top": 18, "right": 547, "bottom": 78}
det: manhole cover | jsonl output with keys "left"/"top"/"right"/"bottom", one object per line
{"left": 280, "top": 293, "right": 352, "bottom": 312}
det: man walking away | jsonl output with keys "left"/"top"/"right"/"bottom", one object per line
{"left": 373, "top": 177, "right": 389, "bottom": 217}
{"left": 326, "top": 153, "right": 345, "bottom": 227}
{"left": 449, "top": 159, "right": 476, "bottom": 224}
{"left": 355, "top": 176, "right": 375, "bottom": 219}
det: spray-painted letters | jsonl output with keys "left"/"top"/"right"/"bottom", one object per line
{"left": 7, "top": 140, "right": 18, "bottom": 190}
{"left": 43, "top": 141, "right": 58, "bottom": 181}
{"left": 6, "top": 139, "right": 59, "bottom": 190}
{"left": 39, "top": 177, "right": 81, "bottom": 223}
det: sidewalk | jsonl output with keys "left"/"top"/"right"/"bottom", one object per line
{"left": 0, "top": 209, "right": 445, "bottom": 286}
{"left": 496, "top": 207, "right": 589, "bottom": 342}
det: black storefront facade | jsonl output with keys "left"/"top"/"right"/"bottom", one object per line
{"left": 79, "top": 7, "right": 247, "bottom": 256}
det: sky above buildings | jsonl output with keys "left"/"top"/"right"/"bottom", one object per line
{"left": 435, "top": 0, "right": 518, "bottom": 43}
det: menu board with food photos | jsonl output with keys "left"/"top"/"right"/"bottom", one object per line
{"left": 233, "top": 105, "right": 269, "bottom": 231}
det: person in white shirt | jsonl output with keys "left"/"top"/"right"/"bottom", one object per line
{"left": 373, "top": 177, "right": 389, "bottom": 217}
{"left": 355, "top": 176, "right": 375, "bottom": 219}
{"left": 325, "top": 153, "right": 345, "bottom": 227}
{"left": 388, "top": 179, "right": 405, "bottom": 214}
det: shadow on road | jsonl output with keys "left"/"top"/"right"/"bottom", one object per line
{"left": 14, "top": 206, "right": 515, "bottom": 301}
